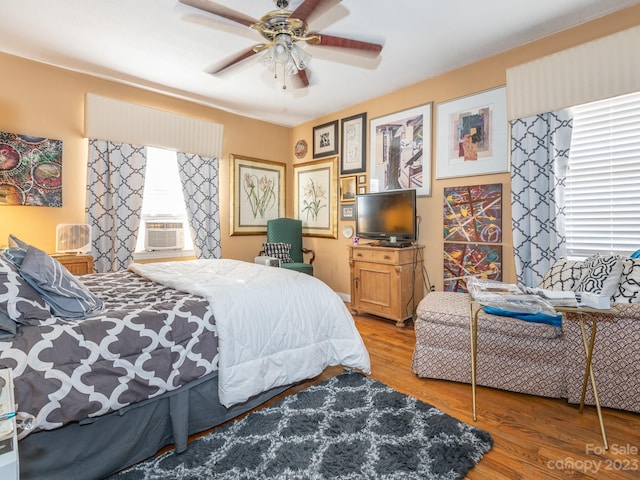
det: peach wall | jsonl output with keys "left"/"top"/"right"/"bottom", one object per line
{"left": 290, "top": 4, "right": 640, "bottom": 296}
{"left": 1, "top": 4, "right": 639, "bottom": 297}
{"left": 0, "top": 53, "right": 290, "bottom": 263}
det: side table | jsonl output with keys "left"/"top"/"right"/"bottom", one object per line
{"left": 469, "top": 301, "right": 615, "bottom": 450}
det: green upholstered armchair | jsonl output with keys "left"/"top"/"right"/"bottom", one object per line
{"left": 265, "top": 218, "right": 315, "bottom": 275}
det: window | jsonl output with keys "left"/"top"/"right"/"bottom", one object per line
{"left": 134, "top": 147, "right": 193, "bottom": 256}
{"left": 565, "top": 91, "right": 640, "bottom": 257}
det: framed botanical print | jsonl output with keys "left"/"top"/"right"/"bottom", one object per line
{"left": 294, "top": 156, "right": 338, "bottom": 238}
{"left": 312, "top": 120, "right": 338, "bottom": 158}
{"left": 436, "top": 87, "right": 508, "bottom": 179}
{"left": 369, "top": 103, "right": 432, "bottom": 196}
{"left": 230, "top": 154, "right": 285, "bottom": 235}
{"left": 340, "top": 112, "right": 366, "bottom": 174}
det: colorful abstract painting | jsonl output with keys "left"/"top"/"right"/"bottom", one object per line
{"left": 443, "top": 243, "right": 502, "bottom": 293}
{"left": 443, "top": 183, "right": 502, "bottom": 243}
{"left": 0, "top": 132, "right": 63, "bottom": 206}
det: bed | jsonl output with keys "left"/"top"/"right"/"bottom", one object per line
{"left": 0, "top": 253, "right": 370, "bottom": 480}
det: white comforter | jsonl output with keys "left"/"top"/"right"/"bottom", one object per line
{"left": 128, "top": 259, "right": 371, "bottom": 407}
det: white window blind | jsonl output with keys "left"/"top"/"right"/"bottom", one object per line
{"left": 565, "top": 91, "right": 640, "bottom": 256}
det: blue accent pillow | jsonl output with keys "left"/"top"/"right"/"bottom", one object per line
{"left": 482, "top": 306, "right": 562, "bottom": 327}
{"left": 19, "top": 246, "right": 103, "bottom": 319}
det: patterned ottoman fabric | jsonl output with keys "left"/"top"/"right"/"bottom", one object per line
{"left": 413, "top": 291, "right": 640, "bottom": 413}
{"left": 413, "top": 292, "right": 566, "bottom": 399}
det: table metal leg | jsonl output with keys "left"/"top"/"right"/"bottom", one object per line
{"left": 578, "top": 317, "right": 608, "bottom": 450}
{"left": 469, "top": 303, "right": 479, "bottom": 421}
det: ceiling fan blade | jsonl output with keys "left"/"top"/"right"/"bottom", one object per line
{"left": 290, "top": 0, "right": 337, "bottom": 24}
{"left": 211, "top": 46, "right": 260, "bottom": 74}
{"left": 309, "top": 33, "right": 383, "bottom": 54}
{"left": 297, "top": 68, "right": 310, "bottom": 87}
{"left": 179, "top": 0, "right": 256, "bottom": 27}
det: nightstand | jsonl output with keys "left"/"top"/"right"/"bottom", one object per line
{"left": 52, "top": 254, "right": 95, "bottom": 275}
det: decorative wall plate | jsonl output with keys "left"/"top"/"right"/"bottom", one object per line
{"left": 295, "top": 139, "right": 308, "bottom": 159}
{"left": 342, "top": 226, "right": 354, "bottom": 238}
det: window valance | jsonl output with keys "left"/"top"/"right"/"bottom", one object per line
{"left": 84, "top": 93, "right": 223, "bottom": 158}
{"left": 506, "top": 25, "right": 640, "bottom": 120}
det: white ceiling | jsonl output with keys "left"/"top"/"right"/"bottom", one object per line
{"left": 1, "top": 0, "right": 638, "bottom": 127}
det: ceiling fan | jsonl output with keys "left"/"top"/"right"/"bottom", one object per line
{"left": 179, "top": 0, "right": 383, "bottom": 88}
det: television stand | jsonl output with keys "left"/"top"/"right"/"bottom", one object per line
{"left": 348, "top": 244, "right": 424, "bottom": 327}
{"left": 378, "top": 240, "right": 413, "bottom": 248}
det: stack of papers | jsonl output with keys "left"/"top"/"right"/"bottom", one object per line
{"left": 528, "top": 288, "right": 578, "bottom": 307}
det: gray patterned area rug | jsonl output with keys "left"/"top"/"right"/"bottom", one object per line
{"left": 110, "top": 372, "right": 493, "bottom": 479}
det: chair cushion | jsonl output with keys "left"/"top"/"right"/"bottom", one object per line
{"left": 281, "top": 262, "right": 313, "bottom": 276}
{"left": 262, "top": 242, "right": 294, "bottom": 263}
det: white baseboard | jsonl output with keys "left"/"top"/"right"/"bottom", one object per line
{"left": 337, "top": 292, "right": 350, "bottom": 303}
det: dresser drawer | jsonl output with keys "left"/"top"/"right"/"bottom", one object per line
{"left": 351, "top": 247, "right": 400, "bottom": 265}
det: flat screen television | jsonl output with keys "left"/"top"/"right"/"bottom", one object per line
{"left": 355, "top": 189, "right": 417, "bottom": 247}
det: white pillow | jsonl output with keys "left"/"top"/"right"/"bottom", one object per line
{"left": 575, "top": 254, "right": 624, "bottom": 297}
{"left": 538, "top": 258, "right": 584, "bottom": 291}
{"left": 612, "top": 257, "right": 640, "bottom": 303}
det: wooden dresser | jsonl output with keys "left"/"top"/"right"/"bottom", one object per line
{"left": 52, "top": 254, "right": 94, "bottom": 275}
{"left": 348, "top": 244, "right": 424, "bottom": 327}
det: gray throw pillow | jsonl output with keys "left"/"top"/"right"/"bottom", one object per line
{"left": 19, "top": 246, "right": 104, "bottom": 319}
{"left": 0, "top": 256, "right": 52, "bottom": 326}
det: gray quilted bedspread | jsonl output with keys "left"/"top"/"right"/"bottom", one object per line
{"left": 0, "top": 270, "right": 218, "bottom": 434}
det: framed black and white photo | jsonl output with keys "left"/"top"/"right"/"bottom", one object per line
{"left": 313, "top": 120, "right": 338, "bottom": 158}
{"left": 436, "top": 87, "right": 508, "bottom": 179}
{"left": 369, "top": 103, "right": 432, "bottom": 196}
{"left": 340, "top": 112, "right": 366, "bottom": 174}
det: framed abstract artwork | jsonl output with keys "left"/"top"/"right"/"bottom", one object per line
{"left": 340, "top": 112, "right": 366, "bottom": 174}
{"left": 369, "top": 103, "right": 432, "bottom": 196}
{"left": 312, "top": 120, "right": 338, "bottom": 158}
{"left": 0, "top": 132, "right": 63, "bottom": 207}
{"left": 436, "top": 87, "right": 508, "bottom": 179}
{"left": 294, "top": 156, "right": 338, "bottom": 238}
{"left": 443, "top": 243, "right": 502, "bottom": 293}
{"left": 443, "top": 183, "right": 502, "bottom": 243}
{"left": 230, "top": 154, "right": 286, "bottom": 235}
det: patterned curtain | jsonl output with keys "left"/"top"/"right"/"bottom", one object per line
{"left": 510, "top": 110, "right": 573, "bottom": 288}
{"left": 86, "top": 140, "right": 147, "bottom": 273}
{"left": 177, "top": 152, "right": 221, "bottom": 259}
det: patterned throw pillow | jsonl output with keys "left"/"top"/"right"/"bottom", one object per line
{"left": 612, "top": 257, "right": 640, "bottom": 303}
{"left": 574, "top": 254, "right": 624, "bottom": 297}
{"left": 0, "top": 256, "right": 52, "bottom": 326}
{"left": 538, "top": 258, "right": 585, "bottom": 291}
{"left": 19, "top": 245, "right": 104, "bottom": 319}
{"left": 262, "top": 242, "right": 294, "bottom": 264}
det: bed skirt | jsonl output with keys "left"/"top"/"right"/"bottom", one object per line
{"left": 19, "top": 371, "right": 290, "bottom": 480}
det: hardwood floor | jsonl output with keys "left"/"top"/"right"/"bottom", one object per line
{"left": 350, "top": 313, "right": 640, "bottom": 480}
{"left": 189, "top": 310, "right": 640, "bottom": 479}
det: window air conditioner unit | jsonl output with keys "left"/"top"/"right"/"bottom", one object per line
{"left": 145, "top": 222, "right": 184, "bottom": 251}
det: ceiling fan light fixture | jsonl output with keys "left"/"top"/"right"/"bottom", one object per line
{"left": 262, "top": 34, "right": 311, "bottom": 82}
